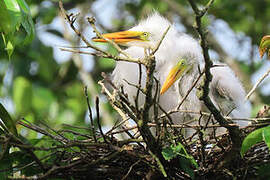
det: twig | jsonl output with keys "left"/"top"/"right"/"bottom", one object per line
{"left": 58, "top": 129, "right": 92, "bottom": 139}
{"left": 105, "top": 117, "right": 131, "bottom": 135}
{"left": 18, "top": 120, "right": 66, "bottom": 143}
{"left": 121, "top": 160, "right": 141, "bottom": 180}
{"left": 246, "top": 67, "right": 270, "bottom": 100}
{"left": 84, "top": 86, "right": 97, "bottom": 142}
{"left": 39, "top": 120, "right": 69, "bottom": 142}
{"left": 58, "top": 1, "right": 140, "bottom": 64}
{"left": 177, "top": 69, "right": 205, "bottom": 109}
{"left": 7, "top": 134, "right": 46, "bottom": 173}
{"left": 150, "top": 26, "right": 171, "bottom": 55}
{"left": 87, "top": 17, "right": 132, "bottom": 59}
{"left": 153, "top": 77, "right": 161, "bottom": 137}
{"left": 157, "top": 109, "right": 262, "bottom": 122}
{"left": 59, "top": 1, "right": 105, "bottom": 54}
{"left": 135, "top": 64, "right": 143, "bottom": 111}
{"left": 96, "top": 96, "right": 108, "bottom": 143}
{"left": 133, "top": 25, "right": 171, "bottom": 176}
{"left": 60, "top": 46, "right": 140, "bottom": 64}
{"left": 62, "top": 123, "right": 91, "bottom": 130}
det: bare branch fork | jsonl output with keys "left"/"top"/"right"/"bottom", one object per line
{"left": 186, "top": 0, "right": 242, "bottom": 166}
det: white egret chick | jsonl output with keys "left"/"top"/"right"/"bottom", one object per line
{"left": 93, "top": 13, "right": 251, "bottom": 136}
{"left": 93, "top": 13, "right": 184, "bottom": 119}
{"left": 160, "top": 42, "right": 252, "bottom": 134}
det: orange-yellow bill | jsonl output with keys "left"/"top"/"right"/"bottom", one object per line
{"left": 92, "top": 31, "right": 146, "bottom": 44}
{"left": 160, "top": 59, "right": 188, "bottom": 95}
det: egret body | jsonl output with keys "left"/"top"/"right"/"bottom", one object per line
{"left": 93, "top": 13, "right": 251, "bottom": 136}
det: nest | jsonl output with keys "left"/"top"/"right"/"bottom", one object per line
{"left": 1, "top": 118, "right": 270, "bottom": 180}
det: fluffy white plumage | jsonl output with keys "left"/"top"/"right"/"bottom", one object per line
{"left": 110, "top": 13, "right": 251, "bottom": 135}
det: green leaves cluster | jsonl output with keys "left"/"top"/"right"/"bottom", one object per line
{"left": 162, "top": 143, "right": 198, "bottom": 179}
{"left": 241, "top": 125, "right": 270, "bottom": 156}
{"left": 0, "top": 0, "right": 35, "bottom": 58}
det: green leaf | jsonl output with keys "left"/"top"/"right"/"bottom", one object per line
{"left": 262, "top": 126, "right": 270, "bottom": 150}
{"left": 179, "top": 156, "right": 195, "bottom": 180}
{"left": 0, "top": 103, "right": 18, "bottom": 136}
{"left": 0, "top": 0, "right": 35, "bottom": 57}
{"left": 162, "top": 146, "right": 175, "bottom": 160}
{"left": 162, "top": 143, "right": 198, "bottom": 179}
{"left": 0, "top": 1, "right": 11, "bottom": 33}
{"left": 13, "top": 76, "right": 32, "bottom": 115}
{"left": 17, "top": 0, "right": 35, "bottom": 44}
{"left": 6, "top": 39, "right": 14, "bottom": 58}
{"left": 241, "top": 126, "right": 265, "bottom": 156}
{"left": 0, "top": 0, "right": 22, "bottom": 34}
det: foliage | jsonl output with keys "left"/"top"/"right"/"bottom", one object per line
{"left": 241, "top": 125, "right": 270, "bottom": 156}
{"left": 0, "top": 0, "right": 35, "bottom": 58}
{"left": 162, "top": 143, "right": 198, "bottom": 179}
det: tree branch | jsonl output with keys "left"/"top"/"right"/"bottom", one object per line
{"left": 187, "top": 0, "right": 242, "bottom": 166}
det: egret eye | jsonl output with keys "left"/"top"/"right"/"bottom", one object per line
{"left": 178, "top": 59, "right": 186, "bottom": 66}
{"left": 140, "top": 32, "right": 150, "bottom": 41}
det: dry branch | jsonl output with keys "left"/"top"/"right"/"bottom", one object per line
{"left": 187, "top": 0, "right": 242, "bottom": 167}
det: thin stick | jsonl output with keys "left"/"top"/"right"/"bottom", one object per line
{"left": 121, "top": 160, "right": 141, "bottom": 180}
{"left": 87, "top": 17, "right": 132, "bottom": 59}
{"left": 96, "top": 96, "right": 107, "bottom": 143}
{"left": 151, "top": 26, "right": 171, "bottom": 55}
{"left": 84, "top": 86, "right": 97, "bottom": 142}
{"left": 246, "top": 67, "right": 270, "bottom": 100}
{"left": 177, "top": 69, "right": 205, "bottom": 109}
{"left": 59, "top": 1, "right": 140, "bottom": 64}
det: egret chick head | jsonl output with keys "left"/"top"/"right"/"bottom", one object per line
{"left": 92, "top": 12, "right": 176, "bottom": 48}
{"left": 160, "top": 58, "right": 191, "bottom": 95}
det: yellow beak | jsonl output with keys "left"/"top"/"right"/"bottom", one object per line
{"left": 92, "top": 31, "right": 148, "bottom": 44}
{"left": 160, "top": 61, "right": 188, "bottom": 95}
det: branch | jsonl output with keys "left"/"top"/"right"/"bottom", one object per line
{"left": 177, "top": 69, "right": 205, "bottom": 109}
{"left": 59, "top": 1, "right": 140, "bottom": 64}
{"left": 84, "top": 86, "right": 97, "bottom": 142}
{"left": 246, "top": 67, "right": 270, "bottom": 100}
{"left": 150, "top": 26, "right": 171, "bottom": 55}
{"left": 187, "top": 0, "right": 242, "bottom": 165}
{"left": 87, "top": 17, "right": 132, "bottom": 59}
